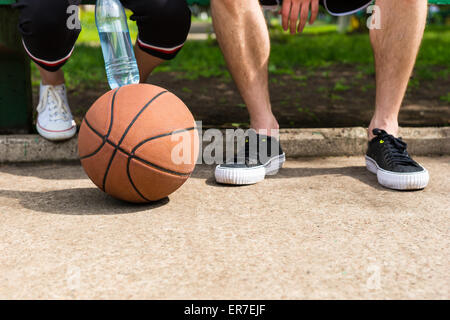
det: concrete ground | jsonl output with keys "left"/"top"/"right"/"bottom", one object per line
{"left": 0, "top": 156, "right": 448, "bottom": 300}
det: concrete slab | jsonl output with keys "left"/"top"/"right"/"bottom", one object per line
{"left": 0, "top": 156, "right": 448, "bottom": 299}
{"left": 1, "top": 127, "right": 449, "bottom": 163}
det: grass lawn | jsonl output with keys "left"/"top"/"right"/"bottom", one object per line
{"left": 30, "top": 10, "right": 450, "bottom": 90}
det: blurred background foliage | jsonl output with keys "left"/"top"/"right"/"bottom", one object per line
{"left": 31, "top": 4, "right": 450, "bottom": 89}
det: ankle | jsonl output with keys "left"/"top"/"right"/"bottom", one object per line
{"left": 39, "top": 67, "right": 65, "bottom": 86}
{"left": 368, "top": 117, "right": 399, "bottom": 140}
{"left": 250, "top": 116, "right": 280, "bottom": 137}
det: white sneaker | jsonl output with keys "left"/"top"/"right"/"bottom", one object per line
{"left": 36, "top": 83, "right": 76, "bottom": 141}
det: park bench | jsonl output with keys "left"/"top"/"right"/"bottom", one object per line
{"left": 0, "top": 0, "right": 449, "bottom": 133}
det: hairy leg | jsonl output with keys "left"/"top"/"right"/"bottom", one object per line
{"left": 211, "top": 0, "right": 279, "bottom": 136}
{"left": 369, "top": 0, "right": 427, "bottom": 139}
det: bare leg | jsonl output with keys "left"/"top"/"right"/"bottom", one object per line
{"left": 37, "top": 65, "right": 65, "bottom": 86}
{"left": 368, "top": 0, "right": 427, "bottom": 139}
{"left": 211, "top": 0, "right": 279, "bottom": 136}
{"left": 134, "top": 45, "right": 165, "bottom": 83}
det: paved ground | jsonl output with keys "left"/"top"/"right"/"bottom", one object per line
{"left": 0, "top": 157, "right": 448, "bottom": 299}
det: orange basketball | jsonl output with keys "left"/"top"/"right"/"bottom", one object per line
{"left": 78, "top": 84, "right": 199, "bottom": 203}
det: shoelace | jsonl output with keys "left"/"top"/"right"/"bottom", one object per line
{"left": 373, "top": 129, "right": 416, "bottom": 167}
{"left": 37, "top": 86, "right": 70, "bottom": 122}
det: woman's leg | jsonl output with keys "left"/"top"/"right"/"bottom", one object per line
{"left": 15, "top": 0, "right": 81, "bottom": 81}
{"left": 14, "top": 0, "right": 80, "bottom": 140}
{"left": 122, "top": 0, "right": 192, "bottom": 82}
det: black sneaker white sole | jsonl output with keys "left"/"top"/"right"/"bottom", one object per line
{"left": 215, "top": 153, "right": 286, "bottom": 185}
{"left": 365, "top": 155, "right": 429, "bottom": 190}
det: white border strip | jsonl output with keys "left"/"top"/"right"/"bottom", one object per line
{"left": 137, "top": 38, "right": 184, "bottom": 54}
{"left": 22, "top": 39, "right": 74, "bottom": 66}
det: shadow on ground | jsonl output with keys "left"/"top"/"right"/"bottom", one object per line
{"left": 0, "top": 162, "right": 415, "bottom": 216}
{"left": 202, "top": 164, "right": 424, "bottom": 193}
{"left": 0, "top": 162, "right": 85, "bottom": 180}
{"left": 0, "top": 187, "right": 169, "bottom": 215}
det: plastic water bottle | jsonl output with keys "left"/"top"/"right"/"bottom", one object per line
{"left": 96, "top": 0, "right": 140, "bottom": 89}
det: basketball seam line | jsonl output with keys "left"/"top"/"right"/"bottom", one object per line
{"left": 118, "top": 91, "right": 168, "bottom": 146}
{"left": 131, "top": 127, "right": 197, "bottom": 153}
{"left": 102, "top": 90, "right": 168, "bottom": 192}
{"left": 129, "top": 151, "right": 193, "bottom": 176}
{"left": 126, "top": 157, "right": 151, "bottom": 202}
{"left": 82, "top": 118, "right": 195, "bottom": 177}
{"left": 79, "top": 119, "right": 106, "bottom": 160}
{"left": 78, "top": 88, "right": 120, "bottom": 160}
{"left": 106, "top": 88, "right": 120, "bottom": 138}
{"left": 125, "top": 126, "right": 195, "bottom": 202}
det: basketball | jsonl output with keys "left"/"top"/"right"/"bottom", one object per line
{"left": 78, "top": 84, "right": 199, "bottom": 203}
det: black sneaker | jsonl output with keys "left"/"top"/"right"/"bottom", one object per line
{"left": 366, "top": 128, "right": 429, "bottom": 190}
{"left": 215, "top": 133, "right": 286, "bottom": 185}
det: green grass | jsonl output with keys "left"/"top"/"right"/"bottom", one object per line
{"left": 76, "top": 9, "right": 138, "bottom": 42}
{"left": 440, "top": 92, "right": 450, "bottom": 103}
{"left": 334, "top": 80, "right": 350, "bottom": 91}
{"left": 31, "top": 10, "right": 450, "bottom": 89}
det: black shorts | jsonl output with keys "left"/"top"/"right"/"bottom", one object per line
{"left": 14, "top": 0, "right": 191, "bottom": 72}
{"left": 260, "top": 0, "right": 373, "bottom": 16}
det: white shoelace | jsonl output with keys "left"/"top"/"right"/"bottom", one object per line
{"left": 37, "top": 86, "right": 70, "bottom": 121}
